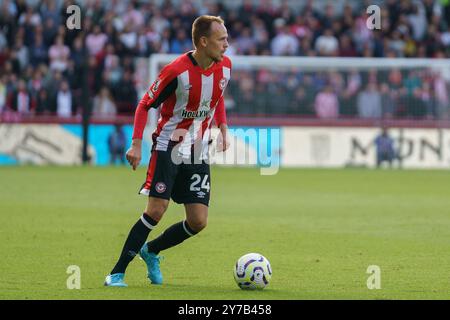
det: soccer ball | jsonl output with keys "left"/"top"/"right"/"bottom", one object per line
{"left": 233, "top": 253, "right": 272, "bottom": 290}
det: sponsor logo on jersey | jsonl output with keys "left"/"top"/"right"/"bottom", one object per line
{"left": 155, "top": 182, "right": 166, "bottom": 193}
{"left": 181, "top": 109, "right": 212, "bottom": 119}
{"left": 181, "top": 99, "right": 211, "bottom": 119}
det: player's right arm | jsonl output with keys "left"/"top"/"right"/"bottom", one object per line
{"left": 126, "top": 65, "right": 178, "bottom": 170}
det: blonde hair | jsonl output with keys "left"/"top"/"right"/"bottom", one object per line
{"left": 192, "top": 15, "right": 225, "bottom": 47}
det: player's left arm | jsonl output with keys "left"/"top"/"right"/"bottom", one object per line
{"left": 214, "top": 95, "right": 230, "bottom": 152}
{"left": 127, "top": 67, "right": 177, "bottom": 170}
{"left": 214, "top": 56, "right": 231, "bottom": 152}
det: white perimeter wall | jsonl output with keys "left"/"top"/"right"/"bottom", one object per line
{"left": 282, "top": 127, "right": 450, "bottom": 169}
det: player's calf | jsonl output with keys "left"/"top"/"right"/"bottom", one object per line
{"left": 185, "top": 203, "right": 208, "bottom": 233}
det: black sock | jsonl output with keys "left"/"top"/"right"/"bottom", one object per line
{"left": 111, "top": 214, "right": 158, "bottom": 274}
{"left": 147, "top": 220, "right": 197, "bottom": 255}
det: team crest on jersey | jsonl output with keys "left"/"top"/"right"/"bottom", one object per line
{"left": 155, "top": 182, "right": 166, "bottom": 193}
{"left": 219, "top": 77, "right": 228, "bottom": 90}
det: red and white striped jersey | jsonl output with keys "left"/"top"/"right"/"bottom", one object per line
{"left": 132, "top": 51, "right": 231, "bottom": 153}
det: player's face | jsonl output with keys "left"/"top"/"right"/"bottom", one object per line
{"left": 206, "top": 22, "right": 229, "bottom": 62}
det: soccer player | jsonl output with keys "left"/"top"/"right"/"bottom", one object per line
{"left": 105, "top": 15, "right": 231, "bottom": 287}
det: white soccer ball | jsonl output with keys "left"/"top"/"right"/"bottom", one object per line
{"left": 233, "top": 253, "right": 272, "bottom": 290}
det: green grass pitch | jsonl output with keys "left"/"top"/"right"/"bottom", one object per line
{"left": 1, "top": 166, "right": 450, "bottom": 300}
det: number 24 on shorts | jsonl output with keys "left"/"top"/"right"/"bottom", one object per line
{"left": 190, "top": 174, "right": 210, "bottom": 192}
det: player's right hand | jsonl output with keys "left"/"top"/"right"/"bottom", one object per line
{"left": 126, "top": 146, "right": 142, "bottom": 170}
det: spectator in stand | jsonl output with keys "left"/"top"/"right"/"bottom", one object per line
{"left": 236, "top": 27, "right": 257, "bottom": 55}
{"left": 120, "top": 24, "right": 138, "bottom": 55}
{"left": 28, "top": 68, "right": 43, "bottom": 102}
{"left": 18, "top": 4, "right": 39, "bottom": 25}
{"left": 43, "top": 69, "right": 62, "bottom": 103}
{"left": 314, "top": 84, "right": 339, "bottom": 119}
{"left": 170, "top": 29, "right": 193, "bottom": 54}
{"left": 70, "top": 36, "right": 87, "bottom": 70}
{"left": 29, "top": 33, "right": 48, "bottom": 67}
{"left": 122, "top": 2, "right": 145, "bottom": 32}
{"left": 403, "top": 70, "right": 423, "bottom": 116}
{"left": 339, "top": 69, "right": 360, "bottom": 116}
{"left": 235, "top": 73, "right": 255, "bottom": 114}
{"left": 340, "top": 3, "right": 355, "bottom": 33}
{"left": 8, "top": 79, "right": 33, "bottom": 114}
{"left": 56, "top": 80, "right": 75, "bottom": 118}
{"left": 42, "top": 17, "right": 58, "bottom": 48}
{"left": 434, "top": 72, "right": 449, "bottom": 119}
{"left": 0, "top": 30, "right": 7, "bottom": 54}
{"left": 387, "top": 30, "right": 406, "bottom": 57}
{"left": 136, "top": 28, "right": 150, "bottom": 57}
{"left": 40, "top": 0, "right": 61, "bottom": 27}
{"left": 104, "top": 55, "right": 122, "bottom": 86}
{"left": 0, "top": 75, "right": 6, "bottom": 113}
{"left": 159, "top": 28, "right": 171, "bottom": 54}
{"left": 150, "top": 8, "right": 170, "bottom": 35}
{"left": 112, "top": 69, "right": 137, "bottom": 115}
{"left": 19, "top": 5, "right": 42, "bottom": 47}
{"left": 440, "top": 24, "right": 450, "bottom": 47}
{"left": 93, "top": 86, "right": 117, "bottom": 117}
{"left": 252, "top": 17, "right": 270, "bottom": 53}
{"left": 86, "top": 25, "right": 108, "bottom": 57}
{"left": 271, "top": 18, "right": 299, "bottom": 56}
{"left": 339, "top": 34, "right": 357, "bottom": 57}
{"left": 267, "top": 82, "right": 290, "bottom": 114}
{"left": 291, "top": 14, "right": 310, "bottom": 39}
{"left": 315, "top": 28, "right": 339, "bottom": 56}
{"left": 250, "top": 82, "right": 267, "bottom": 115}
{"left": 357, "top": 83, "right": 382, "bottom": 118}
{"left": 408, "top": 3, "right": 427, "bottom": 42}
{"left": 289, "top": 87, "right": 314, "bottom": 115}
{"left": 35, "top": 87, "right": 55, "bottom": 115}
{"left": 13, "top": 37, "right": 29, "bottom": 72}
{"left": 86, "top": 55, "right": 102, "bottom": 96}
{"left": 49, "top": 35, "right": 70, "bottom": 72}
{"left": 4, "top": 73, "right": 17, "bottom": 101}
{"left": 380, "top": 83, "right": 395, "bottom": 118}
{"left": 237, "top": 0, "right": 254, "bottom": 26}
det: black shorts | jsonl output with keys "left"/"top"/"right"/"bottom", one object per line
{"left": 139, "top": 149, "right": 211, "bottom": 206}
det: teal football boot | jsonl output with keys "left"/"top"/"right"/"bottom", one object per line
{"left": 139, "top": 243, "right": 163, "bottom": 285}
{"left": 104, "top": 273, "right": 128, "bottom": 287}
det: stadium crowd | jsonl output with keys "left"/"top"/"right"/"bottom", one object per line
{"left": 0, "top": 0, "right": 450, "bottom": 120}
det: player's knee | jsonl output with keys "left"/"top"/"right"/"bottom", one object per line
{"left": 145, "top": 201, "right": 168, "bottom": 221}
{"left": 188, "top": 218, "right": 207, "bottom": 233}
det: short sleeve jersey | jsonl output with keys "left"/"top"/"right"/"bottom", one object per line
{"left": 132, "top": 51, "right": 231, "bottom": 152}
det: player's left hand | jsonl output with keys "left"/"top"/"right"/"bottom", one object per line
{"left": 126, "top": 139, "right": 142, "bottom": 170}
{"left": 217, "top": 125, "right": 230, "bottom": 152}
